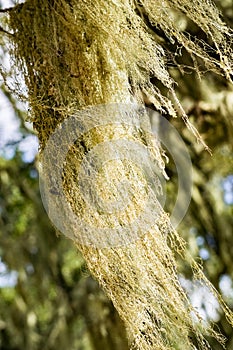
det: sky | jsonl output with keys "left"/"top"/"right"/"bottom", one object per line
{"left": 0, "top": 0, "right": 38, "bottom": 162}
{"left": 0, "top": 0, "right": 24, "bottom": 8}
{"left": 0, "top": 0, "right": 38, "bottom": 287}
{"left": 0, "top": 89, "right": 39, "bottom": 162}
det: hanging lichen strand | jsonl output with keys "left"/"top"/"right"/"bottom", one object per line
{"left": 7, "top": 0, "right": 233, "bottom": 349}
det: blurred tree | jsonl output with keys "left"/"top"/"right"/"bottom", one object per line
{"left": 0, "top": 0, "right": 233, "bottom": 349}
{"left": 0, "top": 117, "right": 128, "bottom": 350}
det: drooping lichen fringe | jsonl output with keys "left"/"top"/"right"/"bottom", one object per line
{"left": 6, "top": 0, "right": 233, "bottom": 147}
{"left": 2, "top": 0, "right": 233, "bottom": 349}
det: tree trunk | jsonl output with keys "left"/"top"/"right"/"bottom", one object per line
{"left": 6, "top": 1, "right": 233, "bottom": 349}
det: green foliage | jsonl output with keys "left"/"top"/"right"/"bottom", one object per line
{"left": 0, "top": 131, "right": 127, "bottom": 350}
{"left": 0, "top": 0, "right": 233, "bottom": 349}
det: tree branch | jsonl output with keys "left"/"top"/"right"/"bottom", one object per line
{"left": 0, "top": 3, "right": 24, "bottom": 13}
{"left": 0, "top": 7, "right": 14, "bottom": 13}
{"left": 0, "top": 25, "right": 13, "bottom": 36}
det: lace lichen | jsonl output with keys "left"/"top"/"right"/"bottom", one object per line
{"left": 1, "top": 0, "right": 233, "bottom": 349}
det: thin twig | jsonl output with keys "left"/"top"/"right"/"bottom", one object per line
{"left": 0, "top": 6, "right": 16, "bottom": 13}
{"left": 0, "top": 25, "right": 13, "bottom": 36}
